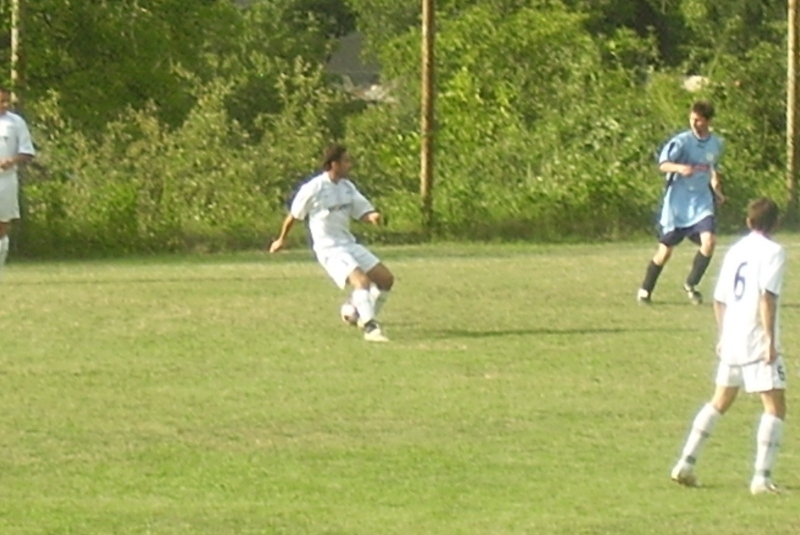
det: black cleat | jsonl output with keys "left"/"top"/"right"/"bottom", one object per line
{"left": 684, "top": 284, "right": 703, "bottom": 305}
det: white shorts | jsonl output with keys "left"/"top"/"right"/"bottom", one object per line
{"left": 715, "top": 356, "right": 787, "bottom": 393}
{"left": 315, "top": 243, "right": 381, "bottom": 289}
{"left": 0, "top": 177, "right": 19, "bottom": 222}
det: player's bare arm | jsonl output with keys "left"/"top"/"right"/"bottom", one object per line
{"left": 713, "top": 299, "right": 726, "bottom": 356}
{"left": 711, "top": 170, "right": 726, "bottom": 204}
{"left": 360, "top": 211, "right": 381, "bottom": 225}
{"left": 658, "top": 162, "right": 695, "bottom": 176}
{"left": 0, "top": 153, "right": 32, "bottom": 171}
{"left": 759, "top": 290, "right": 779, "bottom": 364}
{"left": 269, "top": 214, "right": 297, "bottom": 253}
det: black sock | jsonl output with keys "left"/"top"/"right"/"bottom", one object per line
{"left": 686, "top": 252, "right": 712, "bottom": 287}
{"left": 641, "top": 261, "right": 664, "bottom": 294}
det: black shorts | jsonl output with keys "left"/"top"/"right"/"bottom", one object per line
{"left": 659, "top": 215, "right": 716, "bottom": 247}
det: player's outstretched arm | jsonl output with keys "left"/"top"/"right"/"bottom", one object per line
{"left": 759, "top": 291, "right": 779, "bottom": 364}
{"left": 360, "top": 211, "right": 382, "bottom": 225}
{"left": 269, "top": 214, "right": 296, "bottom": 253}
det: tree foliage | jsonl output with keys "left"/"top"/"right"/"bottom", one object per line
{"left": 2, "top": 0, "right": 793, "bottom": 254}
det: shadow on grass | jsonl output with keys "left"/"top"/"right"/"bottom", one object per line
{"left": 416, "top": 326, "right": 694, "bottom": 339}
{"left": 8, "top": 274, "right": 298, "bottom": 286}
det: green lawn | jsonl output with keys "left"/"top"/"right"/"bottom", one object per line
{"left": 0, "top": 238, "right": 798, "bottom": 534}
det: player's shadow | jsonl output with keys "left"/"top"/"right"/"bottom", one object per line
{"left": 8, "top": 275, "right": 290, "bottom": 286}
{"left": 421, "top": 326, "right": 693, "bottom": 339}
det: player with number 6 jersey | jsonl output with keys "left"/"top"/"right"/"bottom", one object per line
{"left": 713, "top": 222, "right": 785, "bottom": 367}
{"left": 670, "top": 197, "right": 788, "bottom": 495}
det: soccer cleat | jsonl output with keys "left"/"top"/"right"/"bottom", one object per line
{"left": 670, "top": 465, "right": 700, "bottom": 488}
{"left": 750, "top": 478, "right": 781, "bottom": 495}
{"left": 636, "top": 288, "right": 652, "bottom": 304}
{"left": 683, "top": 284, "right": 703, "bottom": 305}
{"left": 364, "top": 327, "right": 390, "bottom": 342}
{"left": 363, "top": 321, "right": 390, "bottom": 342}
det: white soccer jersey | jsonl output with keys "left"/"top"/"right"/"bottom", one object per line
{"left": 713, "top": 232, "right": 786, "bottom": 366}
{"left": 289, "top": 172, "right": 374, "bottom": 251}
{"left": 0, "top": 111, "right": 35, "bottom": 181}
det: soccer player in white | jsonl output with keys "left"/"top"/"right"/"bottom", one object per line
{"left": 670, "top": 197, "right": 787, "bottom": 494}
{"left": 0, "top": 87, "right": 35, "bottom": 281}
{"left": 269, "top": 144, "right": 394, "bottom": 342}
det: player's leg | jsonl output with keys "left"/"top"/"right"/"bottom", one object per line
{"left": 748, "top": 358, "right": 787, "bottom": 494}
{"left": 637, "top": 241, "right": 675, "bottom": 303}
{"left": 346, "top": 245, "right": 390, "bottom": 341}
{"left": 318, "top": 248, "right": 378, "bottom": 332}
{"left": 0, "top": 220, "right": 10, "bottom": 281}
{"left": 683, "top": 218, "right": 716, "bottom": 304}
{"left": 366, "top": 263, "right": 394, "bottom": 317}
{"left": 672, "top": 364, "right": 740, "bottom": 487}
{"left": 0, "top": 179, "right": 19, "bottom": 281}
{"left": 346, "top": 267, "right": 379, "bottom": 325}
{"left": 348, "top": 266, "right": 388, "bottom": 342}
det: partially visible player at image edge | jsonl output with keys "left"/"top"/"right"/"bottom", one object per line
{"left": 670, "top": 197, "right": 787, "bottom": 495}
{"left": 269, "top": 143, "right": 394, "bottom": 342}
{"left": 0, "top": 86, "right": 35, "bottom": 282}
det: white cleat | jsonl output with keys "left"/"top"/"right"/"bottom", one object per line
{"left": 671, "top": 465, "right": 700, "bottom": 488}
{"left": 750, "top": 479, "right": 781, "bottom": 495}
{"left": 636, "top": 288, "right": 652, "bottom": 304}
{"left": 363, "top": 325, "right": 390, "bottom": 342}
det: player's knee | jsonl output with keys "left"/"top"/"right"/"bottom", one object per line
{"left": 763, "top": 394, "right": 786, "bottom": 419}
{"left": 711, "top": 391, "right": 736, "bottom": 414}
{"left": 369, "top": 265, "right": 394, "bottom": 290}
{"left": 701, "top": 234, "right": 716, "bottom": 255}
{"left": 654, "top": 247, "right": 672, "bottom": 265}
{"left": 382, "top": 271, "right": 395, "bottom": 291}
{"left": 349, "top": 270, "right": 371, "bottom": 289}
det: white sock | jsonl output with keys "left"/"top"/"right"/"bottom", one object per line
{"left": 369, "top": 284, "right": 390, "bottom": 317}
{"left": 754, "top": 413, "right": 784, "bottom": 481}
{"left": 0, "top": 235, "right": 9, "bottom": 279}
{"left": 351, "top": 288, "right": 376, "bottom": 324}
{"left": 678, "top": 403, "right": 721, "bottom": 468}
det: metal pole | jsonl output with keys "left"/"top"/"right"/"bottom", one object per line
{"left": 420, "top": 0, "right": 435, "bottom": 237}
{"left": 787, "top": 0, "right": 799, "bottom": 225}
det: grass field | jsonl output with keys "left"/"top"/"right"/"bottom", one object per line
{"left": 1, "top": 238, "right": 799, "bottom": 534}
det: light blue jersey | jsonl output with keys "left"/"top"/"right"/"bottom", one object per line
{"left": 658, "top": 130, "right": 724, "bottom": 233}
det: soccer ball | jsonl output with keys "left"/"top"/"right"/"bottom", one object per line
{"left": 340, "top": 302, "right": 359, "bottom": 326}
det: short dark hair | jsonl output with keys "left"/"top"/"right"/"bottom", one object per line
{"left": 691, "top": 100, "right": 715, "bottom": 120}
{"left": 747, "top": 197, "right": 780, "bottom": 233}
{"left": 322, "top": 143, "right": 347, "bottom": 170}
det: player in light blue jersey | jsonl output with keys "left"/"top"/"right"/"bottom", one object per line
{"left": 637, "top": 101, "right": 726, "bottom": 304}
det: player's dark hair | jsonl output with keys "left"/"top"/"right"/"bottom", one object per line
{"left": 691, "top": 100, "right": 715, "bottom": 120}
{"left": 747, "top": 197, "right": 780, "bottom": 233}
{"left": 322, "top": 143, "right": 347, "bottom": 171}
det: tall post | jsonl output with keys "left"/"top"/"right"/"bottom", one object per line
{"left": 420, "top": 0, "right": 435, "bottom": 237}
{"left": 788, "top": 0, "right": 799, "bottom": 225}
{"left": 10, "top": 0, "right": 26, "bottom": 254}
{"left": 10, "top": 0, "right": 22, "bottom": 110}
